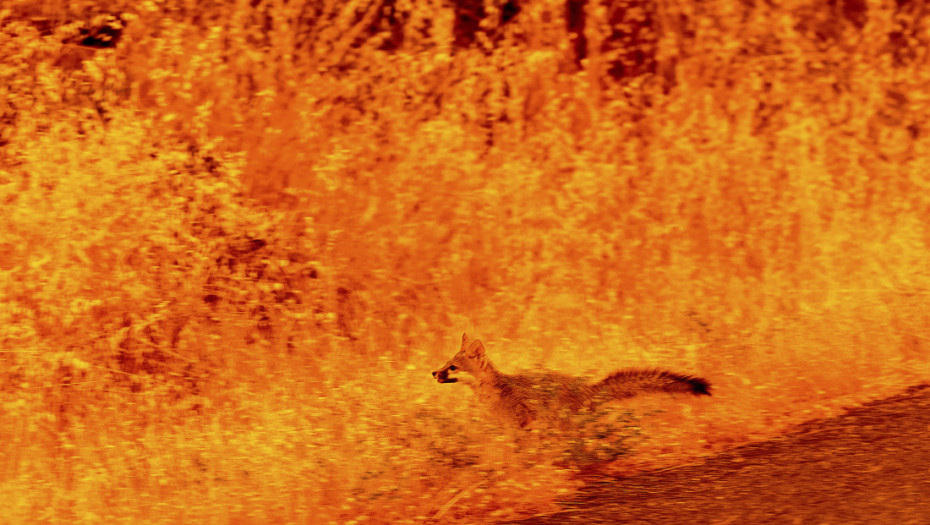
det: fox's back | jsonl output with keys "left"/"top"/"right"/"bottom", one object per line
{"left": 490, "top": 371, "right": 598, "bottom": 421}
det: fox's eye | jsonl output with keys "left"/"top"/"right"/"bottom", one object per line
{"left": 449, "top": 365, "right": 457, "bottom": 371}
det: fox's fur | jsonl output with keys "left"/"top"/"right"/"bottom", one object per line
{"left": 432, "top": 333, "right": 711, "bottom": 428}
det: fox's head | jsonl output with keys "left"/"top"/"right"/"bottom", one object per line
{"left": 432, "top": 333, "right": 488, "bottom": 384}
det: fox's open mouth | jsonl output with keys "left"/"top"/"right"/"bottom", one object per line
{"left": 432, "top": 370, "right": 459, "bottom": 383}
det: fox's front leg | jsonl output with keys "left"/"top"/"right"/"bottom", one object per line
{"left": 508, "top": 402, "right": 536, "bottom": 429}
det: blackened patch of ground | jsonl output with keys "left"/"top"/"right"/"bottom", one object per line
{"left": 513, "top": 384, "right": 930, "bottom": 524}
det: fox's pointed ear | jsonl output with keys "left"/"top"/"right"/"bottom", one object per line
{"left": 461, "top": 333, "right": 470, "bottom": 349}
{"left": 465, "top": 339, "right": 485, "bottom": 358}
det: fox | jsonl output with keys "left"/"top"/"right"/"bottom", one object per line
{"left": 432, "top": 333, "right": 711, "bottom": 429}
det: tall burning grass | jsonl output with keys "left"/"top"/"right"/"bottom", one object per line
{"left": 2, "top": 0, "right": 930, "bottom": 522}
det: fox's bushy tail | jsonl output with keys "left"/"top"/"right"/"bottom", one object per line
{"left": 595, "top": 369, "right": 711, "bottom": 402}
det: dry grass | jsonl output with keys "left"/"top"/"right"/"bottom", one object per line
{"left": 2, "top": 0, "right": 930, "bottom": 522}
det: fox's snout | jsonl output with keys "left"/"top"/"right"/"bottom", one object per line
{"left": 432, "top": 369, "right": 458, "bottom": 383}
